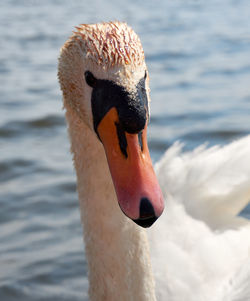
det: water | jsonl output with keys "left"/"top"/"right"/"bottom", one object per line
{"left": 0, "top": 0, "right": 250, "bottom": 300}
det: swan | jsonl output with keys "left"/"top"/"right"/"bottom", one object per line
{"left": 58, "top": 21, "right": 250, "bottom": 301}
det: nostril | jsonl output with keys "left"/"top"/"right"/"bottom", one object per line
{"left": 139, "top": 197, "right": 155, "bottom": 218}
{"left": 132, "top": 197, "right": 158, "bottom": 228}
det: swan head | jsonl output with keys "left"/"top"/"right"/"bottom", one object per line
{"left": 58, "top": 21, "right": 164, "bottom": 227}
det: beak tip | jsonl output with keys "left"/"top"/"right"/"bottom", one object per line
{"left": 132, "top": 197, "right": 162, "bottom": 228}
{"left": 133, "top": 215, "right": 158, "bottom": 228}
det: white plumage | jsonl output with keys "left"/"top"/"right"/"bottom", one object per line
{"left": 150, "top": 137, "right": 250, "bottom": 300}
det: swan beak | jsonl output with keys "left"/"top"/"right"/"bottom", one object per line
{"left": 97, "top": 107, "right": 164, "bottom": 228}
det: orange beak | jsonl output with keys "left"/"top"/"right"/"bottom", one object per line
{"left": 97, "top": 107, "right": 164, "bottom": 227}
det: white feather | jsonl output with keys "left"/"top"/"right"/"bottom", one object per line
{"left": 149, "top": 136, "right": 250, "bottom": 301}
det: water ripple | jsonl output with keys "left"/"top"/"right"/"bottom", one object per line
{"left": 0, "top": 115, "right": 65, "bottom": 139}
{"left": 0, "top": 0, "right": 250, "bottom": 300}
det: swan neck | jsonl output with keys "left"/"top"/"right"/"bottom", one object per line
{"left": 65, "top": 107, "right": 156, "bottom": 301}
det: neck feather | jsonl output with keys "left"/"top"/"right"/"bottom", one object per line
{"left": 65, "top": 107, "right": 156, "bottom": 301}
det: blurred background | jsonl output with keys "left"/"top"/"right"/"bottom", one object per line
{"left": 0, "top": 0, "right": 250, "bottom": 300}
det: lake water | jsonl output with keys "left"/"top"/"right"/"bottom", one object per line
{"left": 0, "top": 0, "right": 250, "bottom": 300}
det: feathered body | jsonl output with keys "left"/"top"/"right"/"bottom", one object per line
{"left": 150, "top": 138, "right": 250, "bottom": 301}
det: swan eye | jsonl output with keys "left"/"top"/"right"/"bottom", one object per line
{"left": 85, "top": 71, "right": 97, "bottom": 87}
{"left": 144, "top": 70, "right": 147, "bottom": 80}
